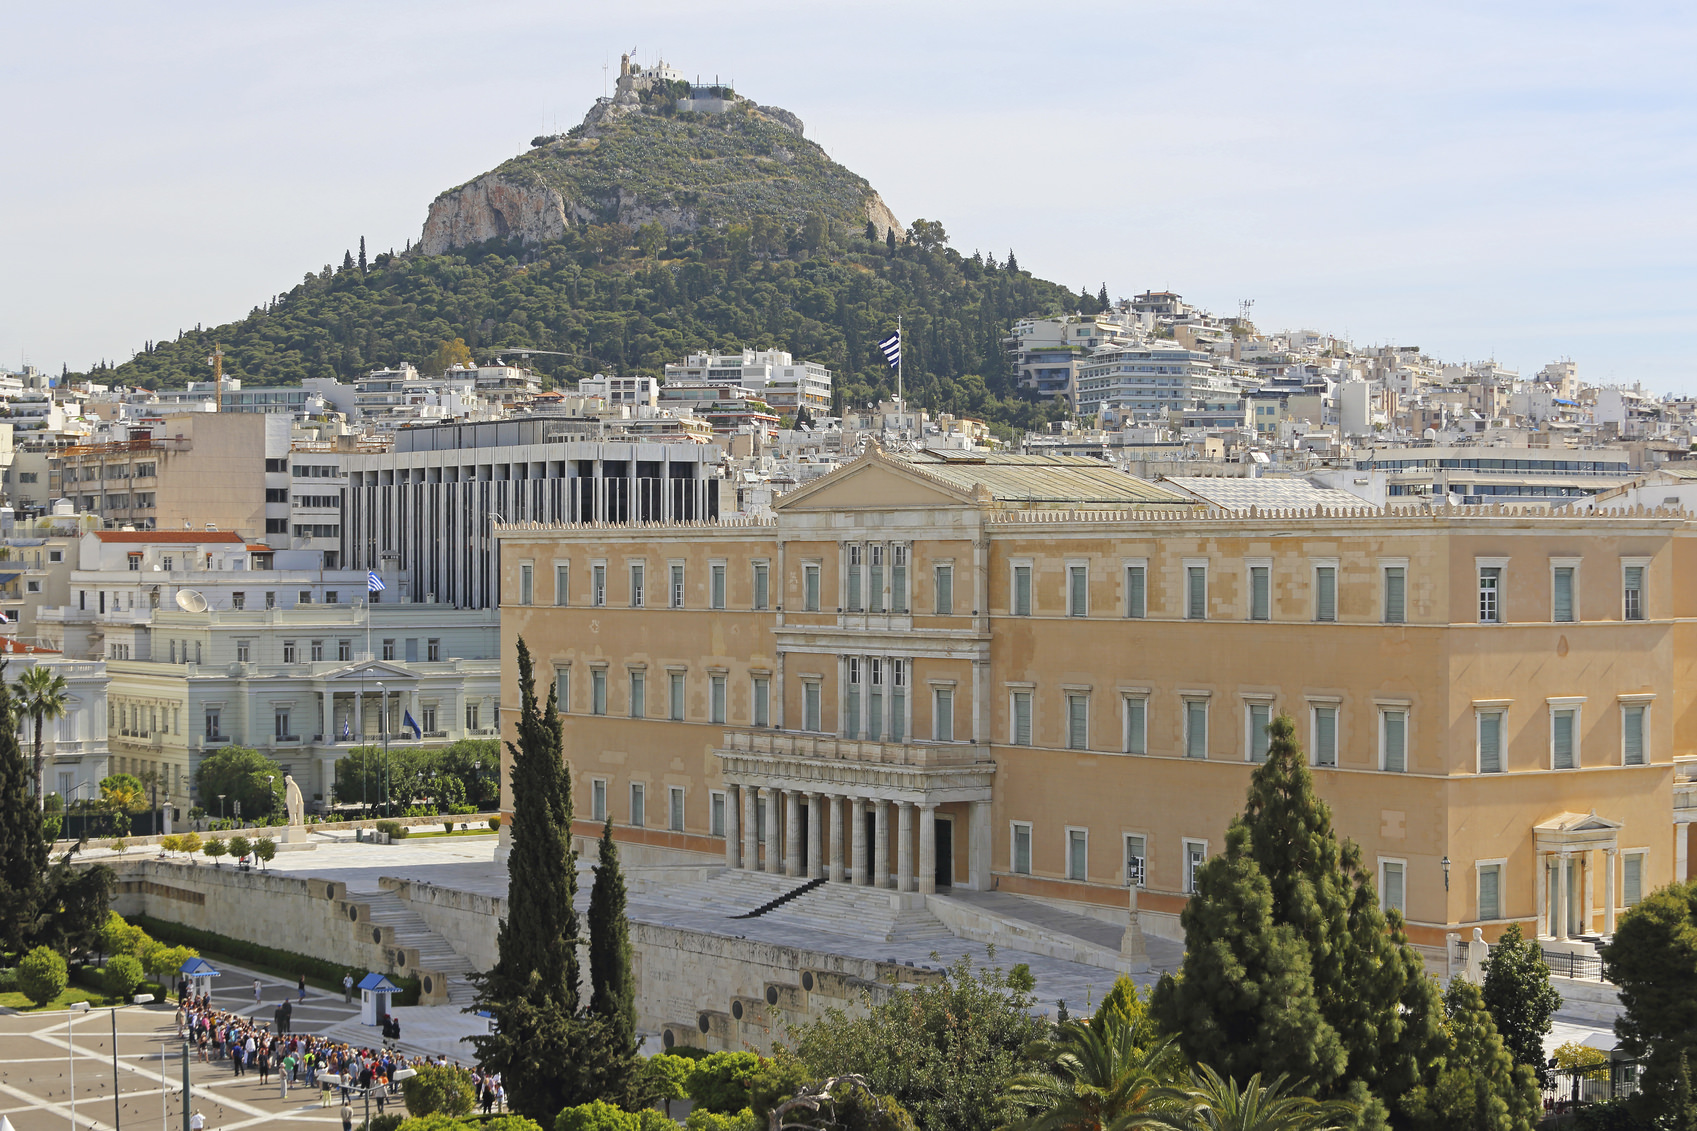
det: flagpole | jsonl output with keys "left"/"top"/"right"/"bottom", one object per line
{"left": 897, "top": 314, "right": 903, "bottom": 411}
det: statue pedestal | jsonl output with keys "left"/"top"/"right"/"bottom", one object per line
{"left": 1120, "top": 886, "right": 1150, "bottom": 973}
{"left": 281, "top": 825, "right": 310, "bottom": 844}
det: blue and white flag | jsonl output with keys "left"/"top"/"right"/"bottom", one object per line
{"left": 367, "top": 571, "right": 386, "bottom": 593}
{"left": 403, "top": 710, "right": 422, "bottom": 739}
{"left": 877, "top": 330, "right": 901, "bottom": 370}
{"left": 341, "top": 719, "right": 351, "bottom": 740}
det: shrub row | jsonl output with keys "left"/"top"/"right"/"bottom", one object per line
{"left": 132, "top": 916, "right": 421, "bottom": 1006}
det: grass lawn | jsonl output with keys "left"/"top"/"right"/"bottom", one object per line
{"left": 0, "top": 986, "right": 126, "bottom": 1011}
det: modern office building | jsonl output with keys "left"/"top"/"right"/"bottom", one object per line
{"left": 497, "top": 449, "right": 1691, "bottom": 966}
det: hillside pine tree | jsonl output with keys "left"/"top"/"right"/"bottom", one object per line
{"left": 358, "top": 236, "right": 367, "bottom": 274}
{"left": 1480, "top": 923, "right": 1562, "bottom": 1088}
{"left": 588, "top": 816, "right": 637, "bottom": 1049}
{"left": 864, "top": 219, "right": 877, "bottom": 242}
{"left": 886, "top": 228, "right": 896, "bottom": 254}
{"left": 0, "top": 668, "right": 47, "bottom": 954}
{"left": 1601, "top": 878, "right": 1697, "bottom": 1123}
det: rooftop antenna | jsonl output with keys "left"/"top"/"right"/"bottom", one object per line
{"left": 602, "top": 58, "right": 609, "bottom": 98}
{"left": 205, "top": 342, "right": 224, "bottom": 411}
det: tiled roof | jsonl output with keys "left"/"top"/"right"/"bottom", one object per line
{"left": 901, "top": 452, "right": 1188, "bottom": 505}
{"left": 1160, "top": 476, "right": 1375, "bottom": 511}
{"left": 94, "top": 531, "right": 245, "bottom": 544}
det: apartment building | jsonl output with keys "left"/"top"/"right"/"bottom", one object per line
{"left": 662, "top": 350, "right": 832, "bottom": 414}
{"left": 498, "top": 449, "right": 1692, "bottom": 962}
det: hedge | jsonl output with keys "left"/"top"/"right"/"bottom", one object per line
{"left": 132, "top": 915, "right": 421, "bottom": 1006}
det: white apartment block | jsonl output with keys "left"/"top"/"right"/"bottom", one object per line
{"left": 663, "top": 350, "right": 832, "bottom": 413}
{"left": 1076, "top": 344, "right": 1240, "bottom": 420}
{"left": 579, "top": 374, "right": 660, "bottom": 408}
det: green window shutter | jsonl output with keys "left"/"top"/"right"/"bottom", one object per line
{"left": 1552, "top": 709, "right": 1575, "bottom": 769}
{"left": 1383, "top": 710, "right": 1407, "bottom": 772}
{"left": 1624, "top": 705, "right": 1645, "bottom": 765}
{"left": 1126, "top": 566, "right": 1145, "bottom": 618}
{"left": 1384, "top": 566, "right": 1406, "bottom": 623}
{"left": 1315, "top": 707, "right": 1338, "bottom": 766}
{"left": 1251, "top": 567, "right": 1270, "bottom": 621}
{"left": 1188, "top": 567, "right": 1206, "bottom": 619}
{"left": 1068, "top": 694, "right": 1088, "bottom": 750}
{"left": 1625, "top": 855, "right": 1643, "bottom": 906}
{"left": 1316, "top": 566, "right": 1337, "bottom": 621}
{"left": 1013, "top": 692, "right": 1031, "bottom": 746}
{"left": 1186, "top": 701, "right": 1207, "bottom": 758}
{"left": 1479, "top": 712, "right": 1502, "bottom": 773}
{"left": 1553, "top": 567, "right": 1574, "bottom": 622}
{"left": 1125, "top": 697, "right": 1146, "bottom": 754}
{"left": 1250, "top": 704, "right": 1270, "bottom": 762}
{"left": 1479, "top": 865, "right": 1500, "bottom": 920}
{"left": 1069, "top": 567, "right": 1087, "bottom": 617}
{"left": 1014, "top": 567, "right": 1031, "bottom": 616}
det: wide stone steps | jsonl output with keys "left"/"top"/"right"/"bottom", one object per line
{"left": 363, "top": 890, "right": 477, "bottom": 982}
{"left": 647, "top": 869, "right": 957, "bottom": 944}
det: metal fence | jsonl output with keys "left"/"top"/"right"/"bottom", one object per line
{"left": 1546, "top": 1058, "right": 1640, "bottom": 1114}
{"left": 1542, "top": 948, "right": 1608, "bottom": 982}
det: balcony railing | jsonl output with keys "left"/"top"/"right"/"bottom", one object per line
{"left": 717, "top": 727, "right": 989, "bottom": 768}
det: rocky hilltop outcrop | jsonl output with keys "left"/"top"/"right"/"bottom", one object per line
{"left": 420, "top": 62, "right": 900, "bottom": 256}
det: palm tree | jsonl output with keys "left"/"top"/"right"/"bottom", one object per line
{"left": 14, "top": 664, "right": 70, "bottom": 810}
{"left": 1005, "top": 1017, "right": 1191, "bottom": 1131}
{"left": 1180, "top": 1067, "right": 1355, "bottom": 1131}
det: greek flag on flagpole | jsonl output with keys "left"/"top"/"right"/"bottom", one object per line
{"left": 367, "top": 571, "right": 386, "bottom": 593}
{"left": 877, "top": 330, "right": 901, "bottom": 370}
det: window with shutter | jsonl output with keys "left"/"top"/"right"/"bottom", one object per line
{"left": 1383, "top": 710, "right": 1408, "bottom": 772}
{"left": 934, "top": 688, "right": 954, "bottom": 742}
{"left": 1012, "top": 691, "right": 1032, "bottom": 746}
{"left": 844, "top": 659, "right": 861, "bottom": 739}
{"left": 710, "top": 675, "right": 726, "bottom": 725}
{"left": 847, "top": 545, "right": 862, "bottom": 611}
{"left": 1553, "top": 567, "right": 1574, "bottom": 622}
{"left": 1124, "top": 697, "right": 1147, "bottom": 754}
{"left": 1068, "top": 830, "right": 1088, "bottom": 880}
{"left": 1478, "top": 711, "right": 1503, "bottom": 773}
{"left": 1315, "top": 566, "right": 1337, "bottom": 622}
{"left": 1187, "top": 567, "right": 1207, "bottom": 619}
{"left": 1314, "top": 706, "right": 1338, "bottom": 766}
{"left": 891, "top": 545, "right": 908, "bottom": 613}
{"left": 1478, "top": 864, "right": 1501, "bottom": 920}
{"left": 1623, "top": 704, "right": 1646, "bottom": 764}
{"left": 753, "top": 562, "right": 769, "bottom": 610}
{"left": 1250, "top": 566, "right": 1270, "bottom": 621}
{"left": 1014, "top": 565, "right": 1032, "bottom": 616}
{"left": 935, "top": 565, "right": 953, "bottom": 615}
{"left": 1552, "top": 709, "right": 1576, "bottom": 769}
{"left": 753, "top": 677, "right": 769, "bottom": 727}
{"left": 1248, "top": 703, "right": 1271, "bottom": 761}
{"left": 869, "top": 545, "right": 884, "bottom": 613}
{"left": 1186, "top": 701, "right": 1208, "bottom": 758}
{"left": 670, "top": 672, "right": 685, "bottom": 721}
{"left": 1624, "top": 565, "right": 1644, "bottom": 621}
{"left": 1067, "top": 694, "right": 1088, "bottom": 750}
{"left": 1625, "top": 854, "right": 1644, "bottom": 906}
{"left": 1068, "top": 566, "right": 1088, "bottom": 617}
{"left": 1012, "top": 824, "right": 1032, "bottom": 875}
{"left": 1382, "top": 861, "right": 1405, "bottom": 915}
{"left": 1126, "top": 565, "right": 1146, "bottom": 618}
{"left": 1384, "top": 566, "right": 1406, "bottom": 623}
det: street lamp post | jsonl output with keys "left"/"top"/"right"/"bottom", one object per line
{"left": 68, "top": 999, "right": 89, "bottom": 1127}
{"left": 266, "top": 775, "right": 275, "bottom": 825}
{"left": 376, "top": 681, "right": 390, "bottom": 816}
{"left": 217, "top": 794, "right": 226, "bottom": 825}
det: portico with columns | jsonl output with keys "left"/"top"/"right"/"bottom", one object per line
{"left": 715, "top": 729, "right": 996, "bottom": 894}
{"left": 1532, "top": 811, "right": 1625, "bottom": 941}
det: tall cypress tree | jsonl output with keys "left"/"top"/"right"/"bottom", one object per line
{"left": 0, "top": 667, "right": 46, "bottom": 954}
{"left": 588, "top": 816, "right": 636, "bottom": 1049}
{"left": 358, "top": 236, "right": 367, "bottom": 275}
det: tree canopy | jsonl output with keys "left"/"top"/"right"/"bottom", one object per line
{"left": 193, "top": 746, "right": 285, "bottom": 819}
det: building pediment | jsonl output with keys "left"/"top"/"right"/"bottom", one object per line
{"left": 1534, "top": 809, "right": 1622, "bottom": 852}
{"left": 325, "top": 660, "right": 417, "bottom": 682}
{"left": 774, "top": 453, "right": 974, "bottom": 512}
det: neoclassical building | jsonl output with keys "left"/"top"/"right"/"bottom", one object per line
{"left": 497, "top": 451, "right": 1694, "bottom": 958}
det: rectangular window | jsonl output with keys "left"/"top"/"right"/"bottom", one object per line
{"left": 1185, "top": 700, "right": 1208, "bottom": 758}
{"left": 427, "top": 638, "right": 440, "bottom": 662}
{"left": 1012, "top": 822, "right": 1032, "bottom": 875}
{"left": 1478, "top": 863, "right": 1502, "bottom": 920}
{"left": 1315, "top": 565, "right": 1337, "bottom": 622}
{"left": 337, "top": 639, "right": 351, "bottom": 661}
{"left": 310, "top": 640, "right": 324, "bottom": 662}
{"left": 421, "top": 706, "right": 436, "bottom": 733}
{"left": 1384, "top": 566, "right": 1407, "bottom": 624}
{"left": 232, "top": 591, "right": 246, "bottom": 610}
{"left": 891, "top": 544, "right": 908, "bottom": 613}
{"left": 710, "top": 564, "right": 726, "bottom": 610}
{"left": 592, "top": 669, "right": 607, "bottom": 716}
{"left": 1381, "top": 860, "right": 1406, "bottom": 916}
{"left": 1125, "top": 834, "right": 1147, "bottom": 887}
{"left": 630, "top": 783, "right": 645, "bottom": 828}
{"left": 1313, "top": 706, "right": 1338, "bottom": 767}
{"left": 1623, "top": 703, "right": 1647, "bottom": 765}
{"left": 265, "top": 591, "right": 276, "bottom": 610}
{"left": 382, "top": 638, "right": 395, "bottom": 661}
{"left": 1123, "top": 696, "right": 1147, "bottom": 755}
{"left": 1478, "top": 710, "right": 1503, "bottom": 773}
{"left": 844, "top": 658, "right": 861, "bottom": 738}
{"left": 1013, "top": 564, "right": 1032, "bottom": 616}
{"left": 1125, "top": 565, "right": 1146, "bottom": 618}
{"left": 205, "top": 708, "right": 221, "bottom": 739}
{"left": 670, "top": 672, "right": 685, "bottom": 721}
{"left": 1624, "top": 564, "right": 1645, "bottom": 621}
{"left": 466, "top": 703, "right": 480, "bottom": 731}
{"left": 753, "top": 677, "right": 770, "bottom": 727}
{"left": 592, "top": 779, "right": 607, "bottom": 822}
{"left": 1624, "top": 853, "right": 1644, "bottom": 907}
{"left": 867, "top": 659, "right": 883, "bottom": 740}
{"left": 804, "top": 564, "right": 820, "bottom": 612}
{"left": 753, "top": 562, "right": 769, "bottom": 610}
{"left": 555, "top": 564, "right": 569, "bottom": 605}
{"left": 935, "top": 565, "right": 954, "bottom": 616}
{"left": 671, "top": 564, "right": 685, "bottom": 609}
{"left": 891, "top": 661, "right": 906, "bottom": 742}
{"left": 1067, "top": 693, "right": 1088, "bottom": 750}
{"left": 236, "top": 639, "right": 251, "bottom": 663}
{"left": 934, "top": 688, "right": 955, "bottom": 741}
{"left": 869, "top": 545, "right": 885, "bottom": 613}
{"left": 1068, "top": 565, "right": 1088, "bottom": 617}
{"left": 670, "top": 787, "right": 685, "bottom": 832}
{"left": 710, "top": 675, "right": 726, "bottom": 724}
{"left": 847, "top": 545, "right": 863, "bottom": 611}
{"left": 1249, "top": 566, "right": 1270, "bottom": 621}
{"left": 1383, "top": 709, "right": 1408, "bottom": 773}
{"left": 282, "top": 640, "right": 296, "bottom": 664}
{"left": 1185, "top": 840, "right": 1207, "bottom": 894}
{"left": 804, "top": 682, "right": 822, "bottom": 732}
{"left": 711, "top": 792, "right": 726, "bottom": 837}
{"left": 1011, "top": 691, "right": 1032, "bottom": 746}
{"left": 592, "top": 564, "right": 606, "bottom": 607}
{"left": 1247, "top": 703, "right": 1271, "bottom": 762}
{"left": 519, "top": 563, "right": 534, "bottom": 605}
{"left": 1187, "top": 566, "right": 1207, "bottom": 619}
{"left": 555, "top": 666, "right": 570, "bottom": 710}
{"left": 1479, "top": 566, "right": 1502, "bottom": 623}
{"left": 629, "top": 671, "right": 646, "bottom": 718}
{"left": 1552, "top": 566, "right": 1575, "bottom": 622}
{"left": 629, "top": 564, "right": 644, "bottom": 607}
{"left": 1067, "top": 829, "right": 1088, "bottom": 881}
{"left": 1552, "top": 707, "right": 1577, "bottom": 769}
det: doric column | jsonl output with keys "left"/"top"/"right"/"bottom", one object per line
{"left": 807, "top": 793, "right": 825, "bottom": 879}
{"left": 896, "top": 802, "right": 915, "bottom": 893}
{"left": 319, "top": 690, "right": 332, "bottom": 741}
{"left": 1582, "top": 851, "right": 1595, "bottom": 936}
{"left": 741, "top": 786, "right": 758, "bottom": 871}
{"left": 1555, "top": 854, "right": 1570, "bottom": 940}
{"left": 828, "top": 795, "right": 845, "bottom": 883}
{"left": 725, "top": 784, "right": 741, "bottom": 869}
{"left": 1680, "top": 821, "right": 1691, "bottom": 884}
{"left": 850, "top": 797, "right": 866, "bottom": 885}
{"left": 874, "top": 800, "right": 891, "bottom": 889}
{"left": 969, "top": 799, "right": 992, "bottom": 891}
{"left": 918, "top": 804, "right": 937, "bottom": 894}
{"left": 1605, "top": 848, "right": 1618, "bottom": 935}
{"left": 785, "top": 790, "right": 802, "bottom": 878}
{"left": 1534, "top": 851, "right": 1547, "bottom": 937}
{"left": 763, "top": 788, "right": 782, "bottom": 875}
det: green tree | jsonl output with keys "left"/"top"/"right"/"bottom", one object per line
{"left": 1183, "top": 1066, "right": 1357, "bottom": 1131}
{"left": 253, "top": 837, "right": 277, "bottom": 869}
{"left": 556, "top": 1100, "right": 639, "bottom": 1131}
{"left": 864, "top": 219, "right": 878, "bottom": 242}
{"left": 18, "top": 945, "right": 68, "bottom": 1006}
{"left": 687, "top": 1052, "right": 766, "bottom": 1113}
{"left": 1601, "top": 876, "right": 1697, "bottom": 1123}
{"left": 429, "top": 337, "right": 475, "bottom": 374}
{"left": 1089, "top": 975, "right": 1151, "bottom": 1041}
{"left": 194, "top": 746, "right": 284, "bottom": 819}
{"left": 639, "top": 1053, "right": 694, "bottom": 1117}
{"left": 401, "top": 1063, "right": 477, "bottom": 1116}
{"left": 0, "top": 666, "right": 48, "bottom": 953}
{"left": 1396, "top": 979, "right": 1539, "bottom": 1131}
{"left": 14, "top": 664, "right": 69, "bottom": 808}
{"left": 228, "top": 834, "right": 252, "bottom": 863}
{"left": 203, "top": 837, "right": 228, "bottom": 865}
{"left": 103, "top": 953, "right": 144, "bottom": 998}
{"left": 588, "top": 816, "right": 637, "bottom": 1050}
{"left": 1479, "top": 923, "right": 1561, "bottom": 1088}
{"left": 907, "top": 219, "right": 947, "bottom": 250}
{"left": 1004, "top": 1017, "right": 1189, "bottom": 1131}
{"left": 792, "top": 953, "right": 1049, "bottom": 1131}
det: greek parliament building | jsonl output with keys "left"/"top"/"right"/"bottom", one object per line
{"left": 495, "top": 449, "right": 1693, "bottom": 960}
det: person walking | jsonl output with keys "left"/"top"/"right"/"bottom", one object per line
{"left": 341, "top": 1099, "right": 354, "bottom": 1131}
{"left": 343, "top": 972, "right": 354, "bottom": 1003}
{"left": 253, "top": 978, "right": 262, "bottom": 1004}
{"left": 298, "top": 973, "right": 308, "bottom": 1001}
{"left": 190, "top": 1111, "right": 205, "bottom": 1131}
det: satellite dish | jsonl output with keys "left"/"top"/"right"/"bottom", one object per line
{"left": 175, "top": 589, "right": 208, "bottom": 613}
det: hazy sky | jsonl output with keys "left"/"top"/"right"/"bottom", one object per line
{"left": 4, "top": 1, "right": 1695, "bottom": 390}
